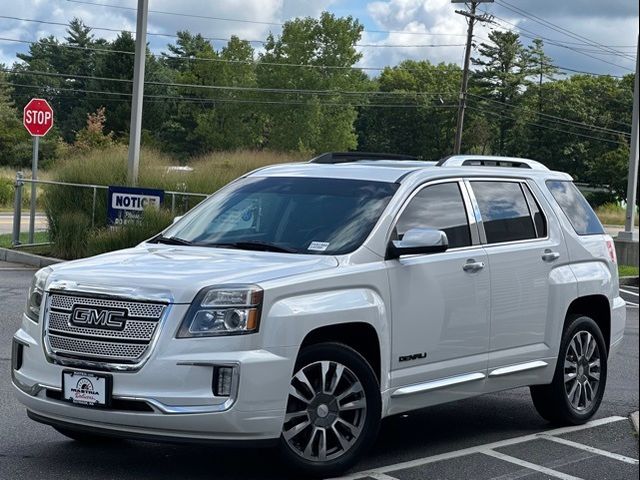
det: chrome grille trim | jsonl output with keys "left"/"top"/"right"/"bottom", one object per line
{"left": 44, "top": 292, "right": 168, "bottom": 370}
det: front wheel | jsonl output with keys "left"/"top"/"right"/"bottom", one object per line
{"left": 530, "top": 315, "right": 608, "bottom": 425}
{"left": 279, "top": 343, "right": 381, "bottom": 477}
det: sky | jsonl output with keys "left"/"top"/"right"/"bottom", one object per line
{"left": 0, "top": 0, "right": 637, "bottom": 78}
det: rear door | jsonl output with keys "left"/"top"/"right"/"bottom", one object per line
{"left": 466, "top": 179, "right": 568, "bottom": 375}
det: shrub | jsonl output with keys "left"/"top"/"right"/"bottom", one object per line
{"left": 52, "top": 212, "right": 90, "bottom": 259}
{"left": 0, "top": 177, "right": 12, "bottom": 206}
{"left": 87, "top": 208, "right": 173, "bottom": 257}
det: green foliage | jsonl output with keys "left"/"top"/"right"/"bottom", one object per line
{"left": 87, "top": 208, "right": 173, "bottom": 256}
{"left": 0, "top": 177, "right": 12, "bottom": 206}
{"left": 52, "top": 211, "right": 90, "bottom": 259}
{"left": 618, "top": 265, "right": 639, "bottom": 278}
{"left": 74, "top": 107, "right": 115, "bottom": 150}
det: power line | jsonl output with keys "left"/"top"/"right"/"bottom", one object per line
{"left": 1, "top": 68, "right": 457, "bottom": 98}
{"left": 64, "top": 0, "right": 468, "bottom": 37}
{"left": 4, "top": 34, "right": 625, "bottom": 81}
{"left": 467, "top": 104, "right": 627, "bottom": 146}
{"left": 496, "top": 0, "right": 636, "bottom": 60}
{"left": 0, "top": 81, "right": 460, "bottom": 109}
{"left": 0, "top": 15, "right": 465, "bottom": 49}
{"left": 479, "top": 11, "right": 635, "bottom": 71}
{"left": 0, "top": 35, "right": 465, "bottom": 75}
{"left": 467, "top": 92, "right": 632, "bottom": 136}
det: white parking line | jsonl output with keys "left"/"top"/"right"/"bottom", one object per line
{"left": 366, "top": 474, "right": 400, "bottom": 480}
{"left": 330, "top": 416, "right": 628, "bottom": 480}
{"left": 539, "top": 434, "right": 639, "bottom": 465}
{"left": 482, "top": 449, "right": 583, "bottom": 480}
{"left": 621, "top": 288, "right": 639, "bottom": 297}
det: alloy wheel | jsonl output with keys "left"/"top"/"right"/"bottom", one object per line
{"left": 564, "top": 330, "right": 601, "bottom": 412}
{"left": 283, "top": 360, "right": 367, "bottom": 461}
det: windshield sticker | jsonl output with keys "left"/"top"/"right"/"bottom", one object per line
{"left": 308, "top": 241, "right": 330, "bottom": 252}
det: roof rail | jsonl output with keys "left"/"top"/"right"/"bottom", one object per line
{"left": 436, "top": 155, "right": 549, "bottom": 170}
{"left": 309, "top": 152, "right": 421, "bottom": 164}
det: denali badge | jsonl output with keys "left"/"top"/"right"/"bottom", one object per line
{"left": 399, "top": 352, "right": 427, "bottom": 362}
{"left": 69, "top": 306, "right": 127, "bottom": 331}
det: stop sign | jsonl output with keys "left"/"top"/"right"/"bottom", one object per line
{"left": 23, "top": 98, "right": 54, "bottom": 136}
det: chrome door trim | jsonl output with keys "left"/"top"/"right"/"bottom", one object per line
{"left": 488, "top": 360, "right": 548, "bottom": 378}
{"left": 391, "top": 372, "right": 486, "bottom": 397}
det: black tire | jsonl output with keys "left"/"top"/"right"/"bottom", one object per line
{"left": 530, "top": 315, "right": 608, "bottom": 425}
{"left": 53, "top": 426, "right": 114, "bottom": 443}
{"left": 279, "top": 342, "right": 381, "bottom": 478}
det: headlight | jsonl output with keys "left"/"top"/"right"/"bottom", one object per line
{"left": 25, "top": 267, "right": 52, "bottom": 323}
{"left": 177, "top": 285, "right": 263, "bottom": 338}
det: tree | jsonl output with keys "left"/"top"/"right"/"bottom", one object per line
{"left": 0, "top": 72, "right": 31, "bottom": 166}
{"left": 356, "top": 60, "right": 460, "bottom": 159}
{"left": 471, "top": 30, "right": 530, "bottom": 154}
{"left": 258, "top": 12, "right": 366, "bottom": 152}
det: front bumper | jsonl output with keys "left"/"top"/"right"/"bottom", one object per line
{"left": 12, "top": 311, "right": 297, "bottom": 442}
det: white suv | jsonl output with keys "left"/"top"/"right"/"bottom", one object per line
{"left": 12, "top": 153, "right": 626, "bottom": 476}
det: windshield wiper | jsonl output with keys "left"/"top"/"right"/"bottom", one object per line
{"left": 208, "top": 241, "right": 298, "bottom": 253}
{"left": 151, "top": 235, "right": 193, "bottom": 246}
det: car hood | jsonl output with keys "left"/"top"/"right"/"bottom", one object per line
{"left": 45, "top": 244, "right": 339, "bottom": 304}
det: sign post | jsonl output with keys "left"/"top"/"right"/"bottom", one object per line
{"left": 23, "top": 98, "right": 54, "bottom": 244}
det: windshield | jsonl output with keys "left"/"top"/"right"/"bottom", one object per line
{"left": 161, "top": 176, "right": 398, "bottom": 255}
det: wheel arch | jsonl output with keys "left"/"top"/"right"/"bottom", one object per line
{"left": 565, "top": 294, "right": 611, "bottom": 352}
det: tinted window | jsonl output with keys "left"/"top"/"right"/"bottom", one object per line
{"left": 546, "top": 180, "right": 604, "bottom": 235}
{"left": 522, "top": 184, "right": 547, "bottom": 238}
{"left": 163, "top": 177, "right": 398, "bottom": 255}
{"left": 471, "top": 181, "right": 537, "bottom": 244}
{"left": 396, "top": 182, "right": 471, "bottom": 248}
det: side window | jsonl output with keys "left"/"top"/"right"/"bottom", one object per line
{"left": 396, "top": 182, "right": 472, "bottom": 248}
{"left": 546, "top": 180, "right": 604, "bottom": 235}
{"left": 471, "top": 181, "right": 537, "bottom": 244}
{"left": 522, "top": 184, "right": 547, "bottom": 238}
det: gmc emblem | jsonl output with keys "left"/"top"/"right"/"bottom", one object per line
{"left": 69, "top": 306, "right": 127, "bottom": 331}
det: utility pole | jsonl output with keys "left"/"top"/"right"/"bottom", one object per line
{"left": 127, "top": 0, "right": 149, "bottom": 186}
{"left": 618, "top": 34, "right": 639, "bottom": 242}
{"left": 452, "top": 0, "right": 494, "bottom": 155}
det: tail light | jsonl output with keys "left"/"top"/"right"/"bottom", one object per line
{"left": 605, "top": 236, "right": 617, "bottom": 264}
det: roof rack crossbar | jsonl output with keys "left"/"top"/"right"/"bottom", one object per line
{"left": 436, "top": 155, "right": 549, "bottom": 171}
{"left": 309, "top": 152, "right": 420, "bottom": 164}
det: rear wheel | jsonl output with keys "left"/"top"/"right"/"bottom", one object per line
{"left": 530, "top": 315, "right": 607, "bottom": 425}
{"left": 279, "top": 342, "right": 381, "bottom": 477}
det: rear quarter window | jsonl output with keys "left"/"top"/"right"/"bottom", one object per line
{"left": 545, "top": 180, "right": 604, "bottom": 235}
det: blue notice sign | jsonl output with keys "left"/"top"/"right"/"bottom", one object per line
{"left": 107, "top": 186, "right": 164, "bottom": 225}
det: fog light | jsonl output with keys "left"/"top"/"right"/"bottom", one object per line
{"left": 213, "top": 366, "right": 234, "bottom": 397}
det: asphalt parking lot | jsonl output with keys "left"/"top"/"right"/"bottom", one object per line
{"left": 1, "top": 262, "right": 637, "bottom": 480}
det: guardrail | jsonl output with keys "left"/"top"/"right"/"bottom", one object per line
{"left": 12, "top": 173, "right": 209, "bottom": 247}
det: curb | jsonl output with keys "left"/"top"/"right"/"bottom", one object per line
{"left": 620, "top": 276, "right": 639, "bottom": 287}
{"left": 0, "top": 247, "right": 63, "bottom": 268}
{"left": 632, "top": 412, "right": 639, "bottom": 435}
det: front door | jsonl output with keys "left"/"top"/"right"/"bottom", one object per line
{"left": 386, "top": 180, "right": 490, "bottom": 410}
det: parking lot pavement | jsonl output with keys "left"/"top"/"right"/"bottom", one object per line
{"left": 334, "top": 417, "right": 638, "bottom": 480}
{"left": 620, "top": 286, "right": 639, "bottom": 307}
{"left": 1, "top": 261, "right": 638, "bottom": 480}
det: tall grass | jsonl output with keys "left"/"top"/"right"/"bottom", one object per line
{"left": 42, "top": 146, "right": 302, "bottom": 258}
{"left": 595, "top": 202, "right": 639, "bottom": 226}
{"left": 87, "top": 208, "right": 174, "bottom": 256}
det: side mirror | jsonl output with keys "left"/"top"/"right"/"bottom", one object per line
{"left": 172, "top": 216, "right": 183, "bottom": 224}
{"left": 387, "top": 228, "right": 449, "bottom": 259}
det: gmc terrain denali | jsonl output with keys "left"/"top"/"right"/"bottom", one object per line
{"left": 12, "top": 153, "right": 626, "bottom": 476}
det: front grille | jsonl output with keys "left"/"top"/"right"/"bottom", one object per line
{"left": 45, "top": 293, "right": 166, "bottom": 365}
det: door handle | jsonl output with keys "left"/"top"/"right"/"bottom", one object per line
{"left": 542, "top": 249, "right": 560, "bottom": 262}
{"left": 463, "top": 260, "right": 485, "bottom": 273}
